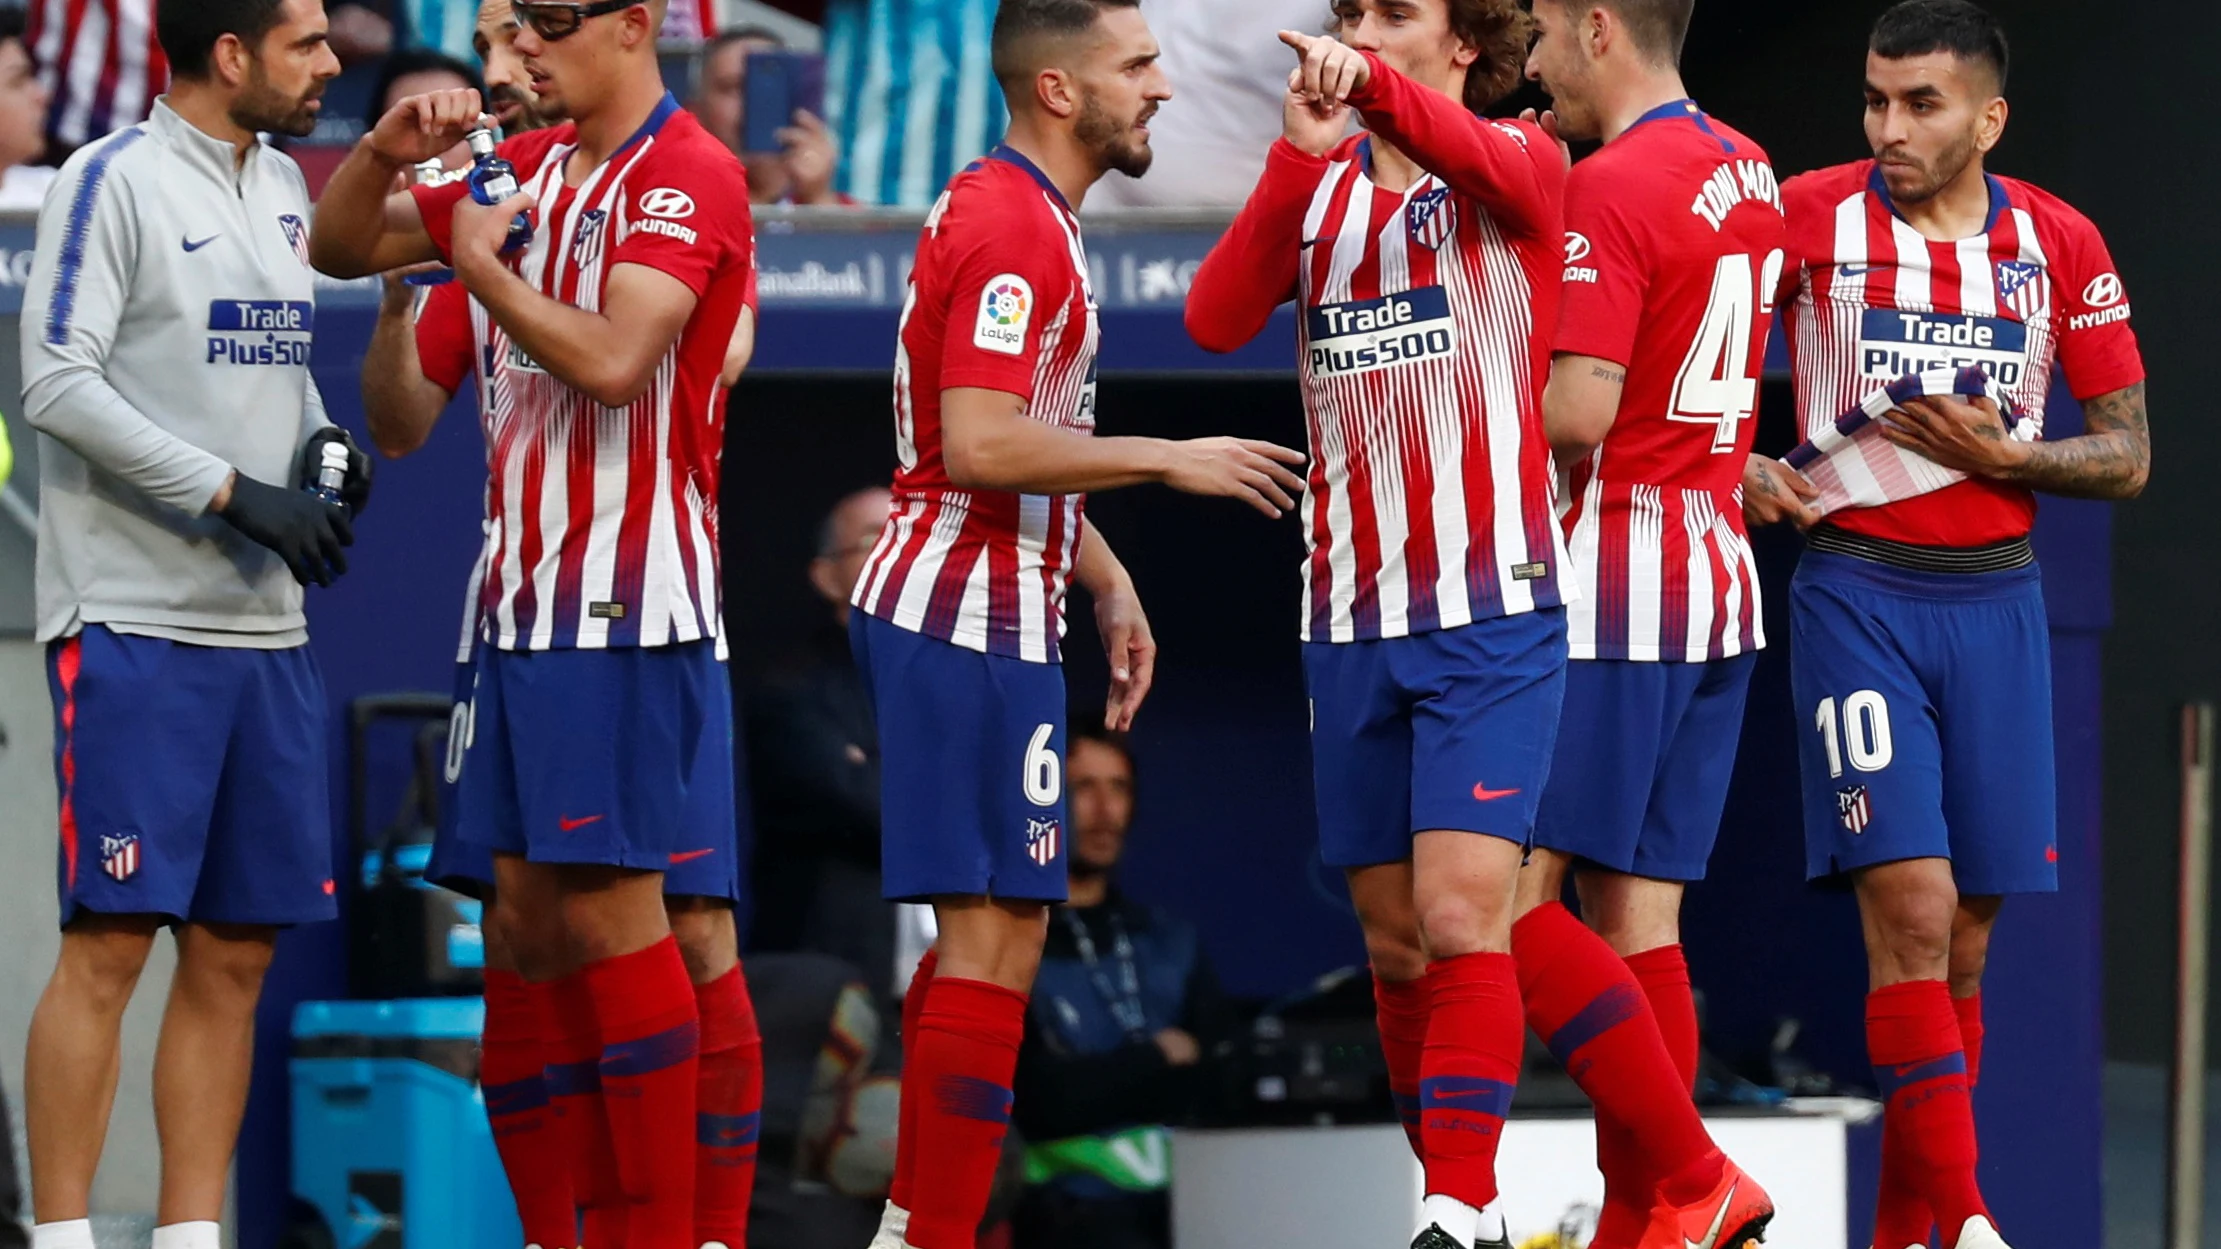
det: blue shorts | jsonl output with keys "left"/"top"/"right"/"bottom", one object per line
{"left": 46, "top": 626, "right": 337, "bottom": 928}
{"left": 428, "top": 649, "right": 745, "bottom": 900}
{"left": 1306, "top": 610, "right": 1568, "bottom": 870}
{"left": 850, "top": 612, "right": 1068, "bottom": 904}
{"left": 1790, "top": 551, "right": 2057, "bottom": 894}
{"left": 1533, "top": 654, "right": 1757, "bottom": 882}
{"left": 449, "top": 640, "right": 739, "bottom": 880}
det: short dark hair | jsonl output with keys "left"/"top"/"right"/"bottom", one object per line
{"left": 1593, "top": 0, "right": 1695, "bottom": 67}
{"left": 990, "top": 0, "right": 1141, "bottom": 103}
{"left": 1068, "top": 717, "right": 1136, "bottom": 777}
{"left": 1870, "top": 0, "right": 2009, "bottom": 92}
{"left": 1333, "top": 0, "right": 1531, "bottom": 112}
{"left": 0, "top": 8, "right": 25, "bottom": 50}
{"left": 366, "top": 48, "right": 486, "bottom": 135}
{"left": 708, "top": 24, "right": 786, "bottom": 57}
{"left": 157, "top": 0, "right": 288, "bottom": 81}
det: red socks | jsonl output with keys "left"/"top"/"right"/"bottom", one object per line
{"left": 903, "top": 976, "right": 1027, "bottom": 1249}
{"left": 1374, "top": 973, "right": 1431, "bottom": 1163}
{"left": 481, "top": 971, "right": 577, "bottom": 1249}
{"left": 1588, "top": 944, "right": 1701, "bottom": 1249}
{"left": 1513, "top": 905, "right": 1723, "bottom": 1210}
{"left": 693, "top": 966, "right": 763, "bottom": 1249}
{"left": 1874, "top": 991, "right": 1985, "bottom": 1249}
{"left": 547, "top": 970, "right": 625, "bottom": 1247}
{"left": 1868, "top": 981, "right": 1986, "bottom": 1245}
{"left": 582, "top": 937, "right": 701, "bottom": 1249}
{"left": 1417, "top": 952, "right": 1523, "bottom": 1211}
{"left": 890, "top": 947, "right": 939, "bottom": 1213}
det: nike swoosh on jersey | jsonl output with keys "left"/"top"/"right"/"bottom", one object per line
{"left": 1472, "top": 783, "right": 1522, "bottom": 801}
{"left": 669, "top": 848, "right": 716, "bottom": 864}
{"left": 558, "top": 814, "right": 606, "bottom": 831}
{"left": 182, "top": 234, "right": 219, "bottom": 252}
{"left": 1686, "top": 1180, "right": 1736, "bottom": 1249}
{"left": 1837, "top": 263, "right": 1882, "bottom": 278}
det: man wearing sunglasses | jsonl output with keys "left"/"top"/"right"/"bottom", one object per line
{"left": 310, "top": 6, "right": 757, "bottom": 1249}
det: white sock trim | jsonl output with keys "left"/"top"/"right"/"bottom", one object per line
{"left": 150, "top": 1222, "right": 220, "bottom": 1249}
{"left": 32, "top": 1220, "right": 95, "bottom": 1249}
{"left": 1420, "top": 1194, "right": 1483, "bottom": 1247}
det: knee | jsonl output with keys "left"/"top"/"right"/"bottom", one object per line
{"left": 179, "top": 927, "right": 277, "bottom": 1002}
{"left": 1947, "top": 926, "right": 1993, "bottom": 998}
{"left": 666, "top": 900, "right": 737, "bottom": 983}
{"left": 54, "top": 923, "right": 158, "bottom": 1013}
{"left": 1416, "top": 892, "right": 1507, "bottom": 959}
{"left": 1870, "top": 899, "right": 1954, "bottom": 978}
{"left": 1361, "top": 923, "right": 1427, "bottom": 983}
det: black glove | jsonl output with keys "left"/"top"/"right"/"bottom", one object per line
{"left": 218, "top": 472, "right": 354, "bottom": 587}
{"left": 298, "top": 426, "right": 373, "bottom": 517}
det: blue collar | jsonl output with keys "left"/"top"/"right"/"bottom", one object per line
{"left": 1867, "top": 163, "right": 2009, "bottom": 235}
{"left": 988, "top": 144, "right": 1071, "bottom": 212}
{"left": 615, "top": 92, "right": 683, "bottom": 158}
{"left": 1626, "top": 97, "right": 1734, "bottom": 154}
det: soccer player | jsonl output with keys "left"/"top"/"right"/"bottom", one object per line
{"left": 310, "top": 3, "right": 760, "bottom": 1247}
{"left": 1513, "top": 2, "right": 1780, "bottom": 1247}
{"left": 355, "top": 8, "right": 763, "bottom": 1249}
{"left": 1749, "top": 5, "right": 2149, "bottom": 1248}
{"left": 1187, "top": 7, "right": 1582, "bottom": 1246}
{"left": 18, "top": 7, "right": 355, "bottom": 1249}
{"left": 848, "top": 4, "right": 1307, "bottom": 1247}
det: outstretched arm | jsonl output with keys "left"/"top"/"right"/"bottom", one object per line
{"left": 1882, "top": 382, "right": 2150, "bottom": 500}
{"left": 1185, "top": 78, "right": 1335, "bottom": 354}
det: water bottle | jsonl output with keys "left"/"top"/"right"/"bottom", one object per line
{"left": 466, "top": 128, "right": 532, "bottom": 255}
{"left": 405, "top": 159, "right": 458, "bottom": 287}
{"left": 310, "top": 441, "right": 350, "bottom": 512}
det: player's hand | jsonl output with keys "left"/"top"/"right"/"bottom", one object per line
{"left": 1519, "top": 107, "right": 1573, "bottom": 173}
{"left": 1282, "top": 68, "right": 1349, "bottom": 158}
{"left": 1278, "top": 30, "right": 1370, "bottom": 104}
{"left": 216, "top": 471, "right": 354, "bottom": 587}
{"left": 1881, "top": 392, "right": 2027, "bottom": 479}
{"left": 1161, "top": 437, "right": 1308, "bottom": 518}
{"left": 450, "top": 190, "right": 537, "bottom": 275}
{"left": 1095, "top": 577, "right": 1156, "bottom": 732}
{"left": 364, "top": 90, "right": 485, "bottom": 166}
{"left": 300, "top": 427, "right": 375, "bottom": 517}
{"left": 1153, "top": 1027, "right": 1201, "bottom": 1067}
{"left": 779, "top": 109, "right": 841, "bottom": 206}
{"left": 1742, "top": 453, "right": 1821, "bottom": 530}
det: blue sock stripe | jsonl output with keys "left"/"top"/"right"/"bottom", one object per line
{"left": 934, "top": 1074, "right": 1014, "bottom": 1126}
{"left": 1544, "top": 982, "right": 1646, "bottom": 1067}
{"left": 483, "top": 1075, "right": 550, "bottom": 1116}
{"left": 697, "top": 1110, "right": 761, "bottom": 1148}
{"left": 1391, "top": 1090, "right": 1422, "bottom": 1126}
{"left": 602, "top": 1020, "right": 701, "bottom": 1078}
{"left": 1873, "top": 1052, "right": 1968, "bottom": 1099}
{"left": 544, "top": 1059, "right": 602, "bottom": 1097}
{"left": 1417, "top": 1075, "right": 1514, "bottom": 1119}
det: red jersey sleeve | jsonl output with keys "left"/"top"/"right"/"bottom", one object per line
{"left": 1185, "top": 138, "right": 1319, "bottom": 354}
{"left": 607, "top": 149, "right": 754, "bottom": 297}
{"left": 934, "top": 188, "right": 1079, "bottom": 398}
{"left": 2038, "top": 199, "right": 2145, "bottom": 401}
{"left": 1552, "top": 157, "right": 1650, "bottom": 366}
{"left": 1345, "top": 53, "right": 1562, "bottom": 240}
{"left": 415, "top": 280, "right": 475, "bottom": 395}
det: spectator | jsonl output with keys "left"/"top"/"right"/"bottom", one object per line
{"left": 746, "top": 487, "right": 907, "bottom": 1004}
{"left": 0, "top": 7, "right": 54, "bottom": 211}
{"left": 821, "top": 0, "right": 1002, "bottom": 207}
{"left": 363, "top": 46, "right": 482, "bottom": 135}
{"left": 1091, "top": 0, "right": 1340, "bottom": 209}
{"left": 25, "top": 0, "right": 162, "bottom": 161}
{"left": 694, "top": 26, "right": 847, "bottom": 207}
{"left": 1011, "top": 722, "right": 1230, "bottom": 1249}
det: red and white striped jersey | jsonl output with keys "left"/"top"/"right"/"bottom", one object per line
{"left": 412, "top": 96, "right": 755, "bottom": 651}
{"left": 1554, "top": 101, "right": 1782, "bottom": 662}
{"left": 1187, "top": 54, "right": 1570, "bottom": 643}
{"left": 29, "top": 0, "right": 166, "bottom": 151}
{"left": 852, "top": 147, "right": 1098, "bottom": 663}
{"left": 1781, "top": 161, "right": 2145, "bottom": 546}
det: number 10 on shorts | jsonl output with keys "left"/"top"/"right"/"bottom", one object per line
{"left": 1816, "top": 690, "right": 1894, "bottom": 778}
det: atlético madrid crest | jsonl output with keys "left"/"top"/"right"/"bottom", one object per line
{"left": 1837, "top": 786, "right": 1872, "bottom": 835}
{"left": 1995, "top": 260, "right": 2049, "bottom": 321}
{"left": 1407, "top": 186, "right": 1456, "bottom": 251}
{"left": 1025, "top": 817, "right": 1061, "bottom": 867}
{"left": 101, "top": 833, "right": 141, "bottom": 882}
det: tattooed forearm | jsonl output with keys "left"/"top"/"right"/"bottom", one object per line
{"left": 1996, "top": 381, "right": 2150, "bottom": 499}
{"left": 1591, "top": 364, "right": 1626, "bottom": 384}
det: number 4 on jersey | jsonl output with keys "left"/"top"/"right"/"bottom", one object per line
{"left": 1670, "top": 249, "right": 1785, "bottom": 453}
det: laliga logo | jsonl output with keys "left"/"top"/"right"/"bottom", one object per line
{"left": 985, "top": 281, "right": 1029, "bottom": 326}
{"left": 2082, "top": 273, "right": 2124, "bottom": 308}
{"left": 638, "top": 188, "right": 696, "bottom": 220}
{"left": 1564, "top": 233, "right": 1593, "bottom": 264}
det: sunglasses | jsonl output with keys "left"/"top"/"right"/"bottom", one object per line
{"left": 512, "top": 0, "right": 642, "bottom": 41}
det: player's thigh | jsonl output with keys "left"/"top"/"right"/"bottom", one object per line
{"left": 853, "top": 614, "right": 1002, "bottom": 902}
{"left": 1637, "top": 652, "right": 1759, "bottom": 882}
{"left": 1304, "top": 638, "right": 1415, "bottom": 870}
{"left": 1532, "top": 658, "right": 1676, "bottom": 874}
{"left": 504, "top": 642, "right": 713, "bottom": 871}
{"left": 1933, "top": 570, "right": 2059, "bottom": 896}
{"left": 977, "top": 650, "right": 1070, "bottom": 904}
{"left": 1404, "top": 610, "right": 1568, "bottom": 848}
{"left": 1789, "top": 567, "right": 1945, "bottom": 882}
{"left": 197, "top": 644, "right": 339, "bottom": 925}
{"left": 47, "top": 628, "right": 234, "bottom": 926}
{"left": 665, "top": 663, "right": 743, "bottom": 905}
{"left": 451, "top": 649, "right": 527, "bottom": 862}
